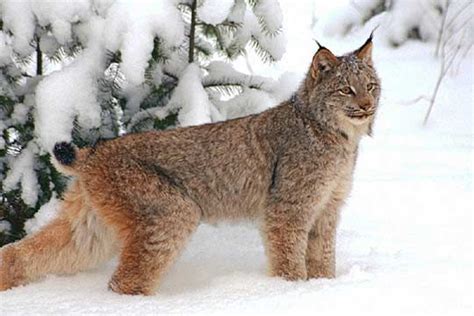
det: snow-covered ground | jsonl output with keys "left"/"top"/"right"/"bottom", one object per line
{"left": 1, "top": 2, "right": 473, "bottom": 316}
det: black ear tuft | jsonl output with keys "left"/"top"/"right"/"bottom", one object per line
{"left": 53, "top": 142, "right": 76, "bottom": 166}
{"left": 355, "top": 27, "right": 378, "bottom": 64}
{"left": 313, "top": 39, "right": 323, "bottom": 51}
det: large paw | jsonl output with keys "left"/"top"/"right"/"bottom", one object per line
{"left": 108, "top": 275, "right": 152, "bottom": 296}
{"left": 306, "top": 264, "right": 336, "bottom": 280}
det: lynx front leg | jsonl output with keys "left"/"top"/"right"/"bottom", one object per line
{"left": 262, "top": 205, "right": 312, "bottom": 281}
{"left": 108, "top": 196, "right": 201, "bottom": 295}
{"left": 305, "top": 207, "right": 340, "bottom": 279}
{"left": 0, "top": 183, "right": 117, "bottom": 291}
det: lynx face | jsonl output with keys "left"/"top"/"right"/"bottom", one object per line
{"left": 333, "top": 56, "right": 380, "bottom": 125}
{"left": 309, "top": 36, "right": 381, "bottom": 132}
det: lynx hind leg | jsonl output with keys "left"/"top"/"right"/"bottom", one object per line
{"left": 0, "top": 182, "right": 117, "bottom": 291}
{"left": 108, "top": 193, "right": 201, "bottom": 296}
{"left": 305, "top": 208, "right": 339, "bottom": 279}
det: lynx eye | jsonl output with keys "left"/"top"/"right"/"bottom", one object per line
{"left": 367, "top": 83, "right": 376, "bottom": 92}
{"left": 339, "top": 86, "right": 354, "bottom": 96}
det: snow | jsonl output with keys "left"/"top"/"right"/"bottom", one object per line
{"left": 252, "top": 0, "right": 284, "bottom": 34}
{"left": 10, "top": 103, "right": 30, "bottom": 125}
{"left": 2, "top": 143, "right": 39, "bottom": 207}
{"left": 35, "top": 42, "right": 105, "bottom": 150}
{"left": 203, "top": 61, "right": 292, "bottom": 120}
{"left": 39, "top": 34, "right": 60, "bottom": 57}
{"left": 318, "top": 3, "right": 363, "bottom": 37}
{"left": 29, "top": 0, "right": 90, "bottom": 45}
{"left": 1, "top": 0, "right": 473, "bottom": 315}
{"left": 318, "top": 0, "right": 473, "bottom": 47}
{"left": 228, "top": 6, "right": 286, "bottom": 61}
{"left": 1, "top": 0, "right": 286, "bottom": 158}
{"left": 165, "top": 63, "right": 216, "bottom": 127}
{"left": 24, "top": 196, "right": 60, "bottom": 235}
{"left": 0, "top": 0, "right": 91, "bottom": 55}
{"left": 197, "top": 0, "right": 235, "bottom": 26}
{"left": 382, "top": 0, "right": 438, "bottom": 44}
{"left": 2, "top": 38, "right": 473, "bottom": 315}
{"left": 215, "top": 88, "right": 274, "bottom": 119}
{"left": 35, "top": 13, "right": 114, "bottom": 151}
{"left": 204, "top": 60, "right": 275, "bottom": 92}
{"left": 0, "top": 32, "right": 12, "bottom": 66}
{"left": 118, "top": 0, "right": 185, "bottom": 86}
{"left": 0, "top": 0, "right": 35, "bottom": 55}
{"left": 250, "top": 11, "right": 286, "bottom": 61}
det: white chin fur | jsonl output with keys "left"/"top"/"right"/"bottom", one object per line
{"left": 348, "top": 116, "right": 371, "bottom": 125}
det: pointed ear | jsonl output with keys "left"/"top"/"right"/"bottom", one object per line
{"left": 311, "top": 47, "right": 340, "bottom": 80}
{"left": 355, "top": 32, "right": 375, "bottom": 64}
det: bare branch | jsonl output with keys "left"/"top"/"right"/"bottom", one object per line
{"left": 424, "top": 0, "right": 471, "bottom": 125}
{"left": 435, "top": 0, "right": 450, "bottom": 57}
{"left": 400, "top": 96, "right": 432, "bottom": 105}
{"left": 444, "top": 0, "right": 472, "bottom": 31}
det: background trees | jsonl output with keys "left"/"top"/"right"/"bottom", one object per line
{"left": 0, "top": 0, "right": 286, "bottom": 245}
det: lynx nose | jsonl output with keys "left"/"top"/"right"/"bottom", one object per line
{"left": 358, "top": 100, "right": 372, "bottom": 112}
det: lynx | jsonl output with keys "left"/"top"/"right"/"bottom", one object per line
{"left": 0, "top": 36, "right": 380, "bottom": 295}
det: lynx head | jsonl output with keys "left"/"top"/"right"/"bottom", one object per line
{"left": 303, "top": 34, "right": 381, "bottom": 136}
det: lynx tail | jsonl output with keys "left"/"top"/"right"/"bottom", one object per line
{"left": 53, "top": 142, "right": 76, "bottom": 166}
{"left": 52, "top": 142, "right": 89, "bottom": 176}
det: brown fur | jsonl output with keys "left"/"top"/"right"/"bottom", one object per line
{"left": 0, "top": 38, "right": 380, "bottom": 295}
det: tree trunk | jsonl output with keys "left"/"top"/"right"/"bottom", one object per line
{"left": 36, "top": 38, "right": 43, "bottom": 76}
{"left": 188, "top": 0, "right": 197, "bottom": 64}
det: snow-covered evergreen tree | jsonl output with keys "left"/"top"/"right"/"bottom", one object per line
{"left": 319, "top": 0, "right": 472, "bottom": 48}
{"left": 0, "top": 0, "right": 286, "bottom": 245}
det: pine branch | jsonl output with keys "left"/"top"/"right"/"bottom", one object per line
{"left": 255, "top": 16, "right": 283, "bottom": 37}
{"left": 12, "top": 52, "right": 33, "bottom": 68}
{"left": 248, "top": 0, "right": 258, "bottom": 7}
{"left": 48, "top": 47, "right": 66, "bottom": 63}
{"left": 194, "top": 37, "right": 213, "bottom": 59}
{"left": 204, "top": 83, "right": 244, "bottom": 96}
{"left": 249, "top": 0, "right": 283, "bottom": 36}
{"left": 178, "top": 2, "right": 192, "bottom": 20}
{"left": 250, "top": 36, "right": 277, "bottom": 63}
{"left": 105, "top": 50, "right": 122, "bottom": 64}
{"left": 203, "top": 78, "right": 265, "bottom": 97}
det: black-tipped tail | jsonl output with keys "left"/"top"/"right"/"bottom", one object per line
{"left": 53, "top": 142, "right": 76, "bottom": 166}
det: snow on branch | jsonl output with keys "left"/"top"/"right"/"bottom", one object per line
{"left": 35, "top": 20, "right": 106, "bottom": 151}
{"left": 197, "top": 0, "right": 235, "bottom": 26}
{"left": 114, "top": 1, "right": 185, "bottom": 86}
{"left": 249, "top": 0, "right": 284, "bottom": 36}
{"left": 160, "top": 63, "right": 221, "bottom": 127}
{"left": 2, "top": 142, "right": 39, "bottom": 206}
{"left": 319, "top": 0, "right": 457, "bottom": 46}
{"left": 196, "top": 0, "right": 286, "bottom": 62}
{"left": 202, "top": 61, "right": 274, "bottom": 95}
